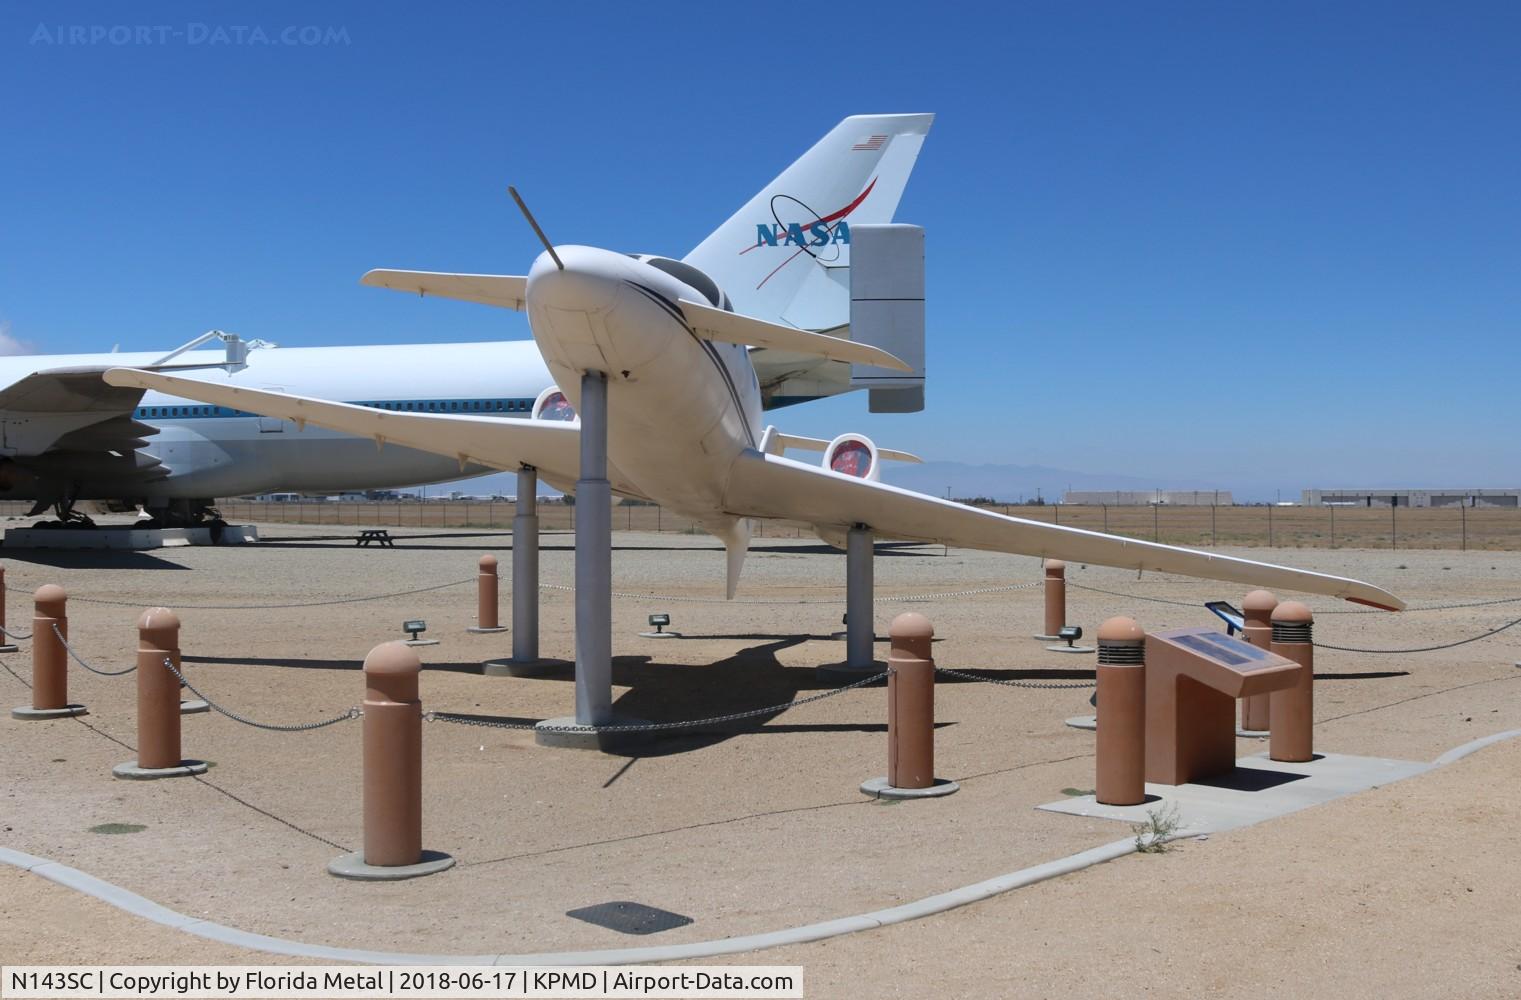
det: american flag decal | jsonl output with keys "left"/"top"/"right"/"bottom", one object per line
{"left": 852, "top": 134, "right": 888, "bottom": 151}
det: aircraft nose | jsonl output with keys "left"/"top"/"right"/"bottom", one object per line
{"left": 527, "top": 247, "right": 621, "bottom": 312}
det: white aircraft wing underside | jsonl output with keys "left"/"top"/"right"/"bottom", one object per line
{"left": 99, "top": 369, "right": 647, "bottom": 497}
{"left": 359, "top": 270, "right": 528, "bottom": 311}
{"left": 724, "top": 450, "right": 1404, "bottom": 609}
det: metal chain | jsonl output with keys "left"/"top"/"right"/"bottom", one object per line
{"left": 1066, "top": 582, "right": 1202, "bottom": 608}
{"left": 1314, "top": 614, "right": 1521, "bottom": 654}
{"left": 428, "top": 668, "right": 891, "bottom": 733}
{"left": 158, "top": 656, "right": 360, "bottom": 731}
{"left": 539, "top": 582, "right": 1040, "bottom": 606}
{"left": 41, "top": 578, "right": 475, "bottom": 610}
{"left": 935, "top": 665, "right": 1095, "bottom": 691}
{"left": 51, "top": 623, "right": 136, "bottom": 676}
{"left": 1, "top": 625, "right": 32, "bottom": 640}
{"left": 0, "top": 657, "right": 31, "bottom": 689}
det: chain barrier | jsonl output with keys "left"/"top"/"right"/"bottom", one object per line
{"left": 934, "top": 665, "right": 1095, "bottom": 691}
{"left": 51, "top": 623, "right": 137, "bottom": 676}
{"left": 1314, "top": 615, "right": 1521, "bottom": 654}
{"left": 0, "top": 657, "right": 31, "bottom": 689}
{"left": 38, "top": 578, "right": 473, "bottom": 611}
{"left": 428, "top": 668, "right": 891, "bottom": 734}
{"left": 158, "top": 656, "right": 360, "bottom": 731}
{"left": 1, "top": 625, "right": 32, "bottom": 641}
{"left": 539, "top": 581, "right": 1041, "bottom": 606}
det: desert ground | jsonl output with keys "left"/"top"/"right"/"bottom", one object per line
{"left": 2, "top": 523, "right": 1518, "bottom": 997}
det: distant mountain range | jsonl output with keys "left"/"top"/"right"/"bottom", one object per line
{"left": 880, "top": 461, "right": 1221, "bottom": 503}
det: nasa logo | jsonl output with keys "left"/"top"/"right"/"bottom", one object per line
{"left": 753, "top": 220, "right": 852, "bottom": 248}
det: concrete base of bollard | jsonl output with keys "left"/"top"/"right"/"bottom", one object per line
{"left": 480, "top": 657, "right": 569, "bottom": 678}
{"left": 111, "top": 759, "right": 209, "bottom": 780}
{"left": 815, "top": 662, "right": 887, "bottom": 686}
{"left": 859, "top": 776, "right": 960, "bottom": 800}
{"left": 465, "top": 626, "right": 509, "bottom": 634}
{"left": 1032, "top": 633, "right": 1062, "bottom": 641}
{"left": 1045, "top": 644, "right": 1096, "bottom": 654}
{"left": 327, "top": 849, "right": 455, "bottom": 882}
{"left": 179, "top": 700, "right": 209, "bottom": 715}
{"left": 533, "top": 715, "right": 653, "bottom": 751}
{"left": 11, "top": 704, "right": 87, "bottom": 721}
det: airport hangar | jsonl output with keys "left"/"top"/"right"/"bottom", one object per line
{"left": 1301, "top": 488, "right": 1520, "bottom": 508}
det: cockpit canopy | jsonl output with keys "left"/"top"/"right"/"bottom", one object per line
{"left": 628, "top": 255, "right": 732, "bottom": 312}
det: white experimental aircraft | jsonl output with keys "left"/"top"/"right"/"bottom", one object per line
{"left": 104, "top": 113, "right": 1402, "bottom": 612}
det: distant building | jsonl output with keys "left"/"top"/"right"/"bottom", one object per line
{"left": 1301, "top": 489, "right": 1519, "bottom": 508}
{"left": 1063, "top": 490, "right": 1233, "bottom": 506}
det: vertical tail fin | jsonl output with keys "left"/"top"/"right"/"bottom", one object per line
{"left": 684, "top": 113, "right": 933, "bottom": 329}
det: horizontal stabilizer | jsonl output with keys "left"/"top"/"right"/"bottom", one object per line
{"left": 360, "top": 270, "right": 528, "bottom": 311}
{"left": 768, "top": 432, "right": 922, "bottom": 463}
{"left": 677, "top": 298, "right": 911, "bottom": 372}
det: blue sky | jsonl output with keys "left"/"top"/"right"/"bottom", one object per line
{"left": 3, "top": 2, "right": 1517, "bottom": 499}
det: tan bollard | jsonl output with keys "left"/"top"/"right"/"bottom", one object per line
{"left": 1095, "top": 616, "right": 1147, "bottom": 805}
{"left": 0, "top": 564, "right": 16, "bottom": 653}
{"left": 328, "top": 641, "right": 454, "bottom": 880}
{"left": 466, "top": 554, "right": 508, "bottom": 634}
{"left": 11, "top": 585, "right": 85, "bottom": 720}
{"left": 860, "top": 613, "right": 958, "bottom": 799}
{"left": 112, "top": 608, "right": 207, "bottom": 779}
{"left": 1240, "top": 590, "right": 1278, "bottom": 732}
{"left": 1268, "top": 601, "right": 1314, "bottom": 763}
{"left": 1035, "top": 559, "right": 1066, "bottom": 640}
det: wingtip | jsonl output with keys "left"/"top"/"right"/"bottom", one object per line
{"left": 1347, "top": 595, "right": 1405, "bottom": 612}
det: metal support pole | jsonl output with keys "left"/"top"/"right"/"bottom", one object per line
{"left": 1095, "top": 616, "right": 1146, "bottom": 806}
{"left": 1240, "top": 590, "right": 1278, "bottom": 733}
{"left": 573, "top": 371, "right": 612, "bottom": 726}
{"left": 846, "top": 525, "right": 874, "bottom": 669}
{"left": 512, "top": 467, "right": 539, "bottom": 664}
{"left": 1269, "top": 602, "right": 1314, "bottom": 763}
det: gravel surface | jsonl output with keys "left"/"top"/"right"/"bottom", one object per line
{"left": 2, "top": 525, "right": 1517, "bottom": 991}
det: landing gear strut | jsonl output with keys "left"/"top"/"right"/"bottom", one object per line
{"left": 26, "top": 492, "right": 96, "bottom": 529}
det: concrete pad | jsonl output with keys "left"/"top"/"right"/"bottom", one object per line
{"left": 327, "top": 850, "right": 455, "bottom": 882}
{"left": 1037, "top": 751, "right": 1433, "bottom": 834}
{"left": 466, "top": 626, "right": 508, "bottom": 634}
{"left": 179, "top": 699, "right": 209, "bottom": 715}
{"left": 1065, "top": 714, "right": 1269, "bottom": 739}
{"left": 11, "top": 704, "right": 87, "bottom": 721}
{"left": 860, "top": 776, "right": 960, "bottom": 799}
{"left": 112, "top": 759, "right": 210, "bottom": 781}
{"left": 481, "top": 658, "right": 570, "bottom": 677}
{"left": 534, "top": 715, "right": 654, "bottom": 750}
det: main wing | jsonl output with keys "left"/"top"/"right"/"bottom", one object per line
{"left": 360, "top": 270, "right": 528, "bottom": 311}
{"left": 99, "top": 368, "right": 619, "bottom": 492}
{"left": 725, "top": 451, "right": 1403, "bottom": 609}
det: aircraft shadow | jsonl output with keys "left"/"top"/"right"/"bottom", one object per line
{"left": 1313, "top": 671, "right": 1410, "bottom": 680}
{"left": 935, "top": 667, "right": 1096, "bottom": 682}
{"left": 0, "top": 550, "right": 190, "bottom": 570}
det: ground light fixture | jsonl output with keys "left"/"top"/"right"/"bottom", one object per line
{"left": 639, "top": 613, "right": 680, "bottom": 639}
{"left": 1047, "top": 624, "right": 1095, "bottom": 654}
{"left": 402, "top": 619, "right": 439, "bottom": 647}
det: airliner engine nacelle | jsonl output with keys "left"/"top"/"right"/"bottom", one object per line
{"left": 822, "top": 433, "right": 880, "bottom": 482}
{"left": 532, "top": 386, "right": 576, "bottom": 421}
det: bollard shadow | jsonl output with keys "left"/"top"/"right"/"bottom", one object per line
{"left": 181, "top": 654, "right": 486, "bottom": 676}
{"left": 0, "top": 550, "right": 190, "bottom": 570}
{"left": 1313, "top": 671, "right": 1410, "bottom": 680}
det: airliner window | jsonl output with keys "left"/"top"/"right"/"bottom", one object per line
{"left": 644, "top": 257, "right": 724, "bottom": 308}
